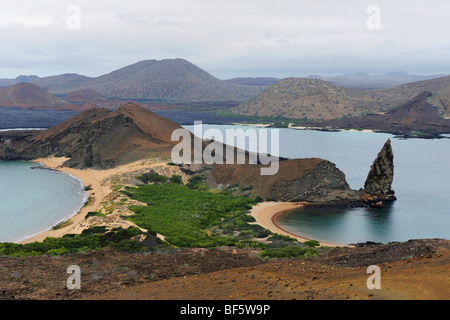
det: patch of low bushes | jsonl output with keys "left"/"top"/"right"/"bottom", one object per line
{"left": 0, "top": 226, "right": 152, "bottom": 257}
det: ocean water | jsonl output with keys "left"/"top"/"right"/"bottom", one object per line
{"left": 0, "top": 161, "right": 87, "bottom": 243}
{"left": 185, "top": 125, "right": 450, "bottom": 244}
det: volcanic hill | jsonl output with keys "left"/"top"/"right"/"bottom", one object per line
{"left": 32, "top": 59, "right": 264, "bottom": 102}
{"left": 0, "top": 103, "right": 189, "bottom": 168}
{"left": 0, "top": 82, "right": 63, "bottom": 108}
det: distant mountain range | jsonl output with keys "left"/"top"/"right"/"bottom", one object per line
{"left": 308, "top": 71, "right": 447, "bottom": 89}
{"left": 0, "top": 75, "right": 40, "bottom": 87}
{"left": 236, "top": 75, "right": 450, "bottom": 121}
{"left": 224, "top": 71, "right": 447, "bottom": 90}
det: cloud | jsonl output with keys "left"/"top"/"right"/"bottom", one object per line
{"left": 0, "top": 14, "right": 54, "bottom": 28}
{"left": 0, "top": 0, "right": 449, "bottom": 78}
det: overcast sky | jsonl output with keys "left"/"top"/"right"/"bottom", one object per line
{"left": 1, "top": 0, "right": 449, "bottom": 79}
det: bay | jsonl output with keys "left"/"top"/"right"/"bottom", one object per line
{"left": 0, "top": 161, "right": 87, "bottom": 243}
{"left": 185, "top": 125, "right": 450, "bottom": 244}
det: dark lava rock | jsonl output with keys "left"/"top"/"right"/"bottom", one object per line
{"left": 363, "top": 139, "right": 397, "bottom": 202}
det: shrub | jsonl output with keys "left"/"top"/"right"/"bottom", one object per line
{"left": 180, "top": 167, "right": 195, "bottom": 175}
{"left": 267, "top": 233, "right": 297, "bottom": 242}
{"left": 186, "top": 174, "right": 204, "bottom": 189}
{"left": 136, "top": 171, "right": 168, "bottom": 184}
{"left": 170, "top": 175, "right": 183, "bottom": 184}
{"left": 85, "top": 211, "right": 105, "bottom": 218}
{"left": 304, "top": 240, "right": 320, "bottom": 247}
{"left": 0, "top": 226, "right": 148, "bottom": 256}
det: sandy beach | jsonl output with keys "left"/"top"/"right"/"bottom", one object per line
{"left": 19, "top": 157, "right": 122, "bottom": 243}
{"left": 249, "top": 201, "right": 349, "bottom": 247}
{"left": 19, "top": 157, "right": 183, "bottom": 244}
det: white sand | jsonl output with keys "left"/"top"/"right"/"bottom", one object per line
{"left": 249, "top": 201, "right": 349, "bottom": 247}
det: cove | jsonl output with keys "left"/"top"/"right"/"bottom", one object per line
{"left": 0, "top": 161, "right": 87, "bottom": 243}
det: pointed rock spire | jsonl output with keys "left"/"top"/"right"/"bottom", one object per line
{"left": 363, "top": 139, "right": 397, "bottom": 205}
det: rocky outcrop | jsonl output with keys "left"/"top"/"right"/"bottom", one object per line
{"left": 208, "top": 158, "right": 359, "bottom": 203}
{"left": 0, "top": 103, "right": 186, "bottom": 168}
{"left": 208, "top": 139, "right": 398, "bottom": 206}
{"left": 362, "top": 139, "right": 397, "bottom": 207}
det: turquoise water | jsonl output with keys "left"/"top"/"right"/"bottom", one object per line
{"left": 0, "top": 161, "right": 87, "bottom": 243}
{"left": 185, "top": 125, "right": 450, "bottom": 244}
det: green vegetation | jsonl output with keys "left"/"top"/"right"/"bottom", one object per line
{"left": 410, "top": 131, "right": 430, "bottom": 137}
{"left": 123, "top": 183, "right": 267, "bottom": 248}
{"left": 186, "top": 174, "right": 208, "bottom": 190}
{"left": 135, "top": 170, "right": 168, "bottom": 184}
{"left": 135, "top": 170, "right": 183, "bottom": 185}
{"left": 52, "top": 221, "right": 72, "bottom": 230}
{"left": 304, "top": 240, "right": 321, "bottom": 247}
{"left": 122, "top": 183, "right": 321, "bottom": 259}
{"left": 0, "top": 227, "right": 149, "bottom": 257}
{"left": 85, "top": 211, "right": 106, "bottom": 218}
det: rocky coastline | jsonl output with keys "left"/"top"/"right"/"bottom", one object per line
{"left": 304, "top": 92, "right": 450, "bottom": 139}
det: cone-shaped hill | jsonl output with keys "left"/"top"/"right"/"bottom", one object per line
{"left": 0, "top": 82, "right": 63, "bottom": 107}
{"left": 0, "top": 103, "right": 191, "bottom": 168}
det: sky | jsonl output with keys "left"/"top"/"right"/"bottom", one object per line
{"left": 1, "top": 0, "right": 449, "bottom": 79}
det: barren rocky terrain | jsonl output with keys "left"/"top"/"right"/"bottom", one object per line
{"left": 236, "top": 75, "right": 450, "bottom": 121}
{"left": 0, "top": 239, "right": 447, "bottom": 300}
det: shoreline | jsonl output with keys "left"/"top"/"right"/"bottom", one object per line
{"left": 230, "top": 122, "right": 448, "bottom": 139}
{"left": 249, "top": 201, "right": 350, "bottom": 247}
{"left": 229, "top": 122, "right": 376, "bottom": 134}
{"left": 15, "top": 163, "right": 89, "bottom": 243}
{"left": 19, "top": 157, "right": 132, "bottom": 244}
